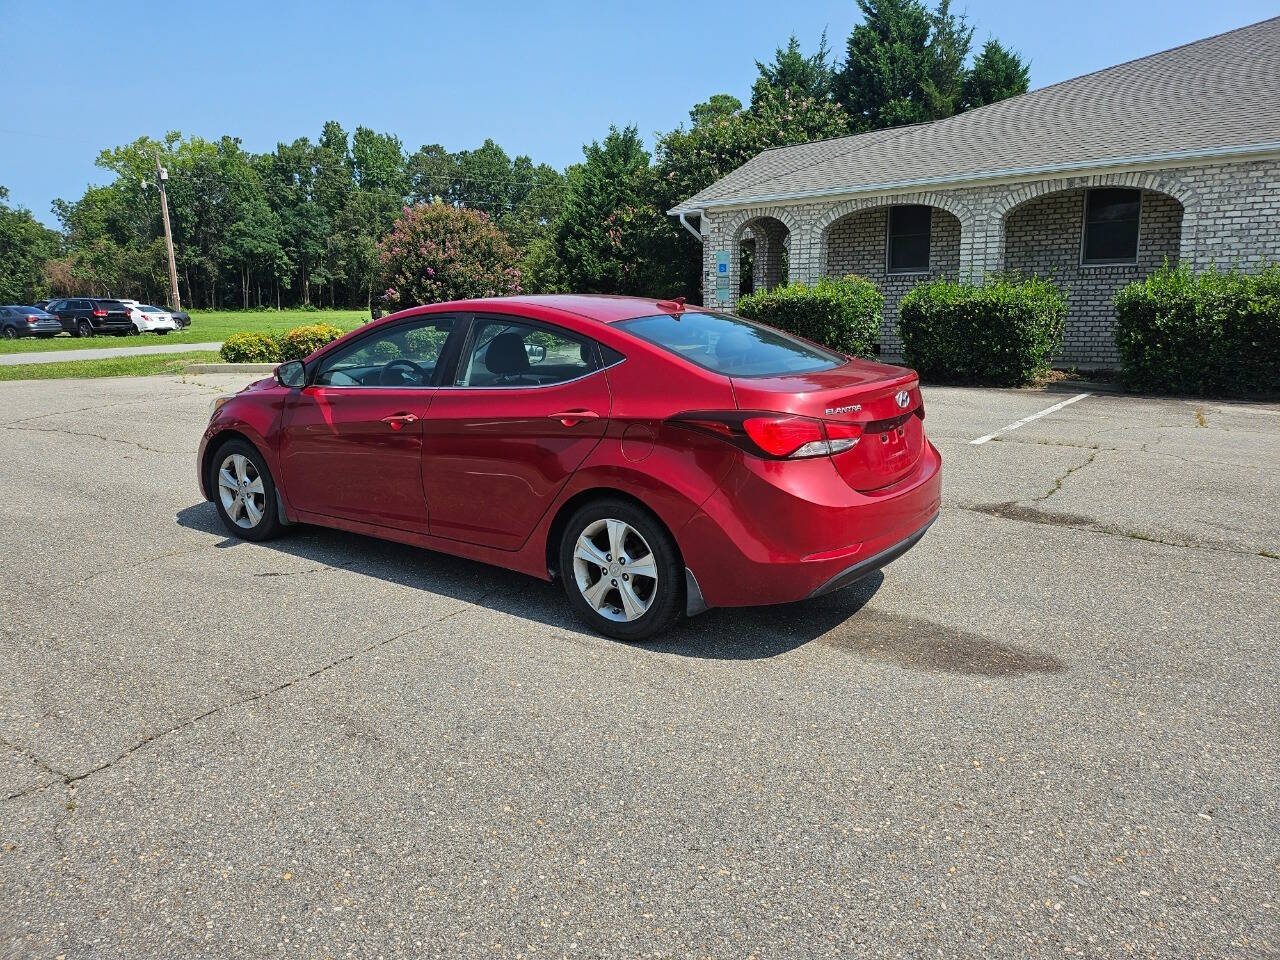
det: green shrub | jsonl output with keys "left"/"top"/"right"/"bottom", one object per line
{"left": 276, "top": 323, "right": 344, "bottom": 361}
{"left": 736, "top": 275, "right": 882, "bottom": 357}
{"left": 898, "top": 276, "right": 1068, "bottom": 386}
{"left": 219, "top": 333, "right": 280, "bottom": 364}
{"left": 1114, "top": 264, "right": 1280, "bottom": 395}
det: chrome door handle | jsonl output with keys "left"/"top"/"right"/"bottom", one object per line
{"left": 548, "top": 410, "right": 600, "bottom": 426}
{"left": 380, "top": 412, "right": 419, "bottom": 430}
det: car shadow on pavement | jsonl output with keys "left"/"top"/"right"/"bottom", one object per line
{"left": 176, "top": 503, "right": 1065, "bottom": 674}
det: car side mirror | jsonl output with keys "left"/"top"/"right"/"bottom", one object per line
{"left": 525, "top": 343, "right": 547, "bottom": 364}
{"left": 276, "top": 360, "right": 306, "bottom": 388}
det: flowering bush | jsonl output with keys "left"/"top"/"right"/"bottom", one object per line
{"left": 276, "top": 324, "right": 344, "bottom": 361}
{"left": 379, "top": 202, "right": 521, "bottom": 309}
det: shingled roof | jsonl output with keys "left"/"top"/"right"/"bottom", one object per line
{"left": 670, "top": 16, "right": 1280, "bottom": 214}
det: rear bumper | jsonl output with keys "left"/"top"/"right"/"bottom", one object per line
{"left": 677, "top": 440, "right": 942, "bottom": 608}
{"left": 807, "top": 515, "right": 936, "bottom": 598}
{"left": 17, "top": 321, "right": 62, "bottom": 336}
{"left": 136, "top": 317, "right": 178, "bottom": 331}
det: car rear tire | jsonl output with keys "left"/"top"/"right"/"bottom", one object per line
{"left": 210, "top": 439, "right": 284, "bottom": 542}
{"left": 558, "top": 498, "right": 683, "bottom": 641}
{"left": 2, "top": 327, "right": 16, "bottom": 340}
{"left": 75, "top": 320, "right": 93, "bottom": 338}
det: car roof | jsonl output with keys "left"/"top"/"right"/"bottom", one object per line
{"left": 437, "top": 294, "right": 687, "bottom": 324}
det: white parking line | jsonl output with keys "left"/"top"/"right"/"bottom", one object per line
{"left": 970, "top": 393, "right": 1092, "bottom": 445}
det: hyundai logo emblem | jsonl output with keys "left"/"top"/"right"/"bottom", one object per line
{"left": 895, "top": 389, "right": 911, "bottom": 408}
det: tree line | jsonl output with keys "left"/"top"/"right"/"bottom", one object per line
{"left": 0, "top": 0, "right": 1029, "bottom": 309}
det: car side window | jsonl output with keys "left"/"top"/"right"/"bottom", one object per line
{"left": 313, "top": 317, "right": 454, "bottom": 388}
{"left": 456, "top": 319, "right": 597, "bottom": 388}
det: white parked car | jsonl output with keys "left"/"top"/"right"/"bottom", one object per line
{"left": 118, "top": 300, "right": 178, "bottom": 335}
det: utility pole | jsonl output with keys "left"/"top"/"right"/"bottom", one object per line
{"left": 153, "top": 150, "right": 182, "bottom": 312}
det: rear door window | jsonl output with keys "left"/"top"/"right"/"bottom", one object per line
{"left": 456, "top": 319, "right": 597, "bottom": 387}
{"left": 618, "top": 311, "right": 845, "bottom": 377}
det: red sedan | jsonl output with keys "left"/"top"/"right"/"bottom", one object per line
{"left": 198, "top": 296, "right": 941, "bottom": 640}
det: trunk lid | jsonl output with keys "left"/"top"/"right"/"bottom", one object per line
{"left": 731, "top": 358, "right": 925, "bottom": 492}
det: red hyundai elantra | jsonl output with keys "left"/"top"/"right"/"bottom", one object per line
{"left": 198, "top": 295, "right": 941, "bottom": 639}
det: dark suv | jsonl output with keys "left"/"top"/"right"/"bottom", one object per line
{"left": 45, "top": 298, "right": 133, "bottom": 337}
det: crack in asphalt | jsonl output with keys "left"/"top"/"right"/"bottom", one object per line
{"left": 961, "top": 501, "right": 1277, "bottom": 561}
{"left": 252, "top": 558, "right": 357, "bottom": 578}
{"left": 1, "top": 422, "right": 179, "bottom": 456}
{"left": 1, "top": 600, "right": 483, "bottom": 804}
{"left": 49, "top": 545, "right": 217, "bottom": 599}
{"left": 1035, "top": 448, "right": 1101, "bottom": 502}
{"left": 0, "top": 735, "right": 71, "bottom": 790}
{"left": 0, "top": 394, "right": 183, "bottom": 428}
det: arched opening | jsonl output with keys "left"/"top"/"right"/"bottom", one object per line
{"left": 1002, "top": 186, "right": 1184, "bottom": 365}
{"left": 820, "top": 203, "right": 963, "bottom": 358}
{"left": 734, "top": 216, "right": 791, "bottom": 296}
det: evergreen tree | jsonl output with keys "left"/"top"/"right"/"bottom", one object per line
{"left": 962, "top": 39, "right": 1031, "bottom": 110}
{"left": 751, "top": 33, "right": 834, "bottom": 108}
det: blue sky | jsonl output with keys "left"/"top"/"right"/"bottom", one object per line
{"left": 2, "top": 0, "right": 1275, "bottom": 226}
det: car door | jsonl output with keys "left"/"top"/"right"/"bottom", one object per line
{"left": 420, "top": 315, "right": 611, "bottom": 550}
{"left": 277, "top": 315, "right": 460, "bottom": 532}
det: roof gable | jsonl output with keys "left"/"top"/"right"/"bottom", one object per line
{"left": 674, "top": 17, "right": 1280, "bottom": 212}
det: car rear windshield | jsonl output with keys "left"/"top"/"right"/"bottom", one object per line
{"left": 617, "top": 311, "right": 845, "bottom": 377}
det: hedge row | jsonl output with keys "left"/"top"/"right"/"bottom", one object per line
{"left": 220, "top": 323, "right": 344, "bottom": 363}
{"left": 736, "top": 275, "right": 883, "bottom": 358}
{"left": 898, "top": 276, "right": 1068, "bottom": 386}
{"left": 1114, "top": 265, "right": 1280, "bottom": 396}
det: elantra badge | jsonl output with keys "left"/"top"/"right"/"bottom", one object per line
{"left": 825, "top": 403, "right": 861, "bottom": 415}
{"left": 895, "top": 390, "right": 911, "bottom": 408}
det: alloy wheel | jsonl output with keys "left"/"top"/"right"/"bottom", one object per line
{"left": 217, "top": 453, "right": 266, "bottom": 529}
{"left": 572, "top": 518, "right": 659, "bottom": 622}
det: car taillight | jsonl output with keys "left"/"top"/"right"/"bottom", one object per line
{"left": 671, "top": 412, "right": 862, "bottom": 460}
{"left": 823, "top": 420, "right": 864, "bottom": 453}
{"left": 92, "top": 307, "right": 107, "bottom": 317}
{"left": 742, "top": 415, "right": 826, "bottom": 458}
{"left": 26, "top": 315, "right": 39, "bottom": 324}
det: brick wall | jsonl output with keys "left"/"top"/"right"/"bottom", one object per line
{"left": 697, "top": 157, "right": 1280, "bottom": 368}
{"left": 1004, "top": 190, "right": 1183, "bottom": 365}
{"left": 826, "top": 207, "right": 961, "bottom": 357}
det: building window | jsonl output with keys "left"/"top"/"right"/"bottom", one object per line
{"left": 887, "top": 205, "right": 931, "bottom": 274}
{"left": 1082, "top": 188, "right": 1141, "bottom": 264}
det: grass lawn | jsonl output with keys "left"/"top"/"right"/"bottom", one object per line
{"left": 0, "top": 309, "right": 370, "bottom": 355}
{"left": 0, "top": 351, "right": 222, "bottom": 381}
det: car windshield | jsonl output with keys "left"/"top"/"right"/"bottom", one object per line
{"left": 617, "top": 311, "right": 845, "bottom": 377}
{"left": 142, "top": 305, "right": 164, "bottom": 312}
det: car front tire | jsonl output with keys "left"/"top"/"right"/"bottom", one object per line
{"left": 558, "top": 498, "right": 683, "bottom": 641}
{"left": 210, "top": 439, "right": 284, "bottom": 542}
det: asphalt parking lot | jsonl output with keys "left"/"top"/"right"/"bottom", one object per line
{"left": 1, "top": 373, "right": 1277, "bottom": 959}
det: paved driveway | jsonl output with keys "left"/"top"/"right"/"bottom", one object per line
{"left": 0, "top": 374, "right": 1276, "bottom": 958}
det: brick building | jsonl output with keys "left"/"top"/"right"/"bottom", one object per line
{"left": 669, "top": 18, "right": 1280, "bottom": 366}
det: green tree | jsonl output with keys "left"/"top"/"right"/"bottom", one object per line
{"left": 689, "top": 93, "right": 743, "bottom": 127}
{"left": 834, "top": 0, "right": 944, "bottom": 128}
{"left": 554, "top": 126, "right": 675, "bottom": 296}
{"left": 962, "top": 39, "right": 1030, "bottom": 109}
{"left": 0, "top": 186, "right": 62, "bottom": 302}
{"left": 834, "top": 0, "right": 1028, "bottom": 128}
{"left": 654, "top": 90, "right": 853, "bottom": 299}
{"left": 752, "top": 33, "right": 834, "bottom": 108}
